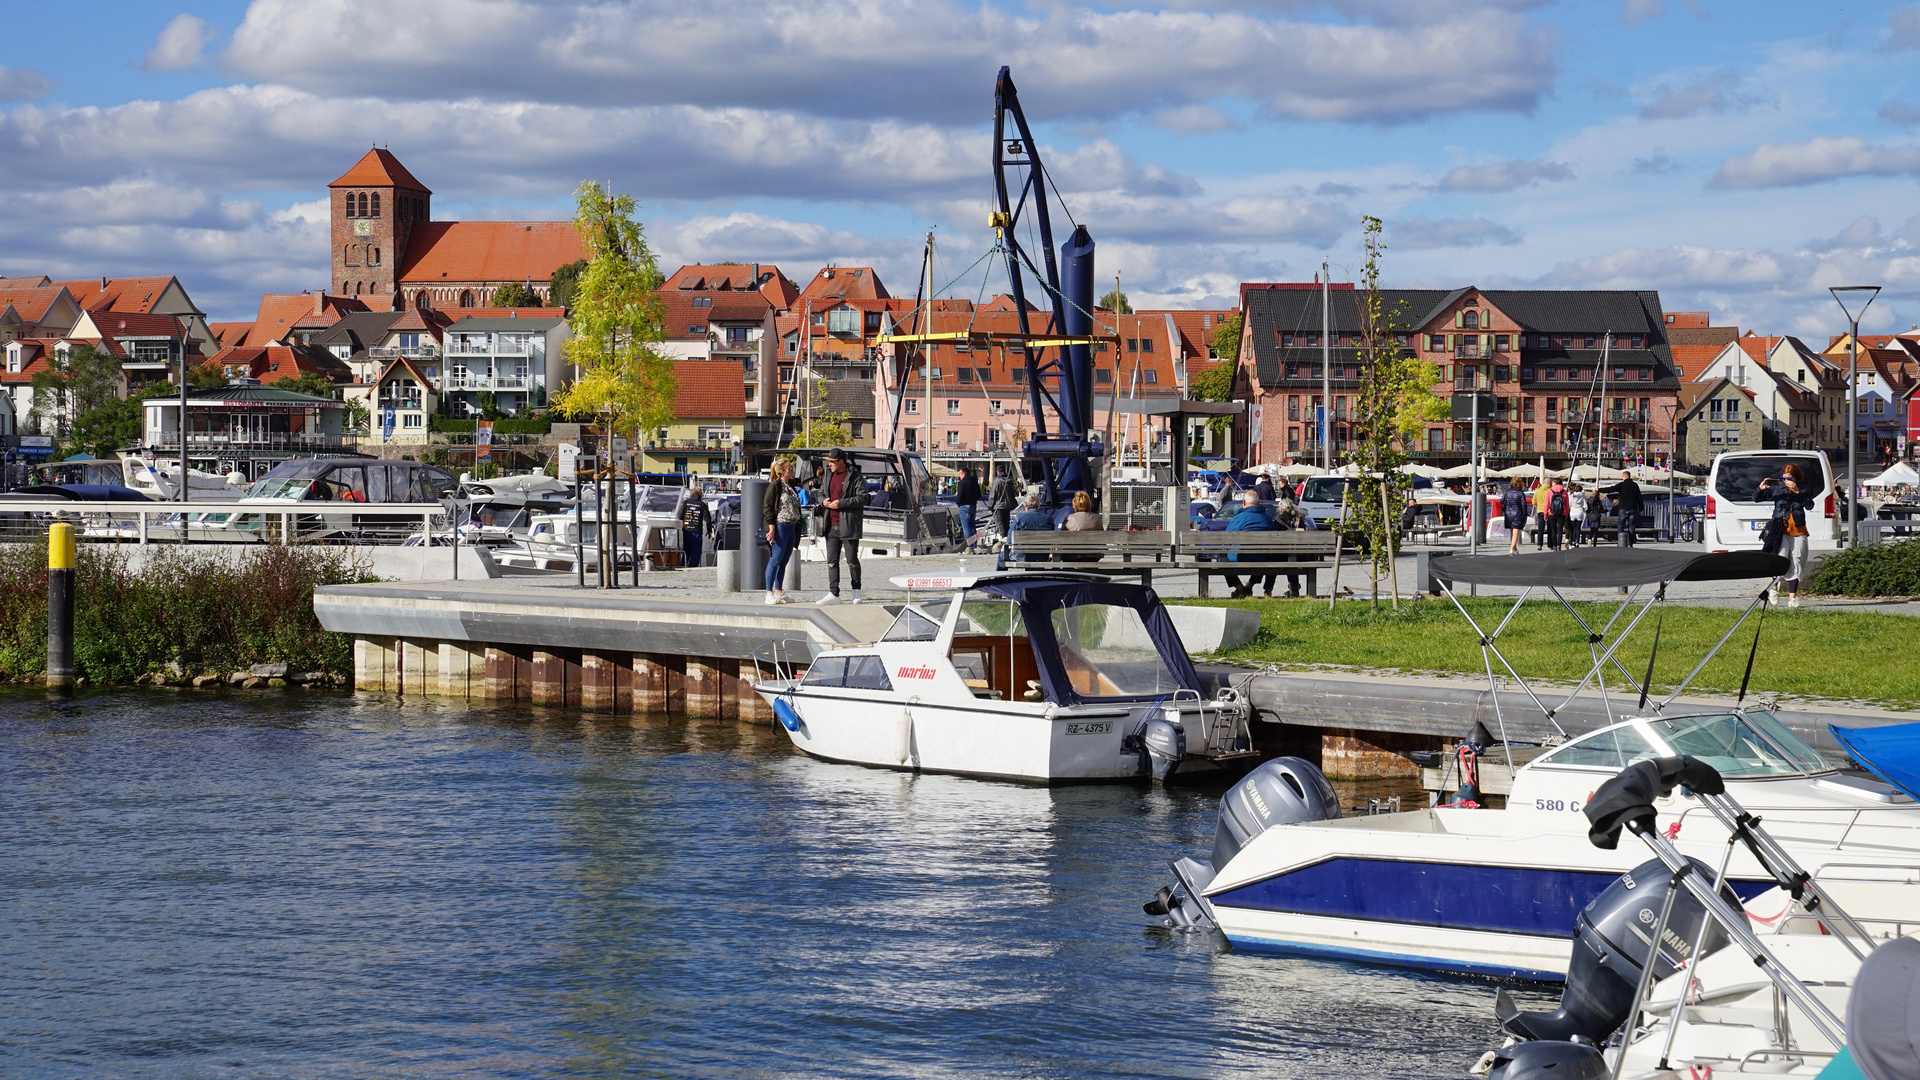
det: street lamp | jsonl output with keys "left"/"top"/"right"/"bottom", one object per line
{"left": 1660, "top": 401, "right": 1680, "bottom": 543}
{"left": 1830, "top": 285, "right": 1881, "bottom": 546}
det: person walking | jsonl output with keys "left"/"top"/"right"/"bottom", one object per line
{"left": 1222, "top": 490, "right": 1279, "bottom": 599}
{"left": 1566, "top": 485, "right": 1588, "bottom": 548}
{"left": 680, "top": 489, "right": 711, "bottom": 569}
{"left": 1531, "top": 480, "right": 1552, "bottom": 549}
{"left": 1501, "top": 478, "right": 1528, "bottom": 554}
{"left": 1600, "top": 476, "right": 1643, "bottom": 548}
{"left": 1545, "top": 480, "right": 1570, "bottom": 550}
{"left": 814, "top": 448, "right": 868, "bottom": 604}
{"left": 763, "top": 457, "right": 803, "bottom": 605}
{"left": 955, "top": 466, "right": 981, "bottom": 547}
{"left": 1759, "top": 463, "right": 1816, "bottom": 608}
{"left": 987, "top": 466, "right": 1019, "bottom": 544}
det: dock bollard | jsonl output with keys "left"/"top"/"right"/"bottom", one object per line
{"left": 46, "top": 521, "right": 75, "bottom": 694}
{"left": 715, "top": 548, "right": 741, "bottom": 593}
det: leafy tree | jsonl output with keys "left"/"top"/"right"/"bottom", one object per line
{"left": 1098, "top": 290, "right": 1132, "bottom": 314}
{"left": 342, "top": 399, "right": 369, "bottom": 436}
{"left": 69, "top": 383, "right": 172, "bottom": 457}
{"left": 269, "top": 372, "right": 341, "bottom": 400}
{"left": 1348, "top": 215, "right": 1448, "bottom": 609}
{"left": 547, "top": 259, "right": 589, "bottom": 310}
{"left": 550, "top": 182, "right": 675, "bottom": 438}
{"left": 1188, "top": 359, "right": 1234, "bottom": 402}
{"left": 791, "top": 410, "right": 852, "bottom": 448}
{"left": 491, "top": 281, "right": 542, "bottom": 308}
{"left": 1210, "top": 312, "right": 1242, "bottom": 360}
{"left": 29, "top": 344, "right": 123, "bottom": 438}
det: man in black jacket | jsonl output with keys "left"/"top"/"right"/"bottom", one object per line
{"left": 815, "top": 448, "right": 869, "bottom": 603}
{"left": 987, "top": 467, "right": 1019, "bottom": 542}
{"left": 955, "top": 466, "right": 981, "bottom": 547}
{"left": 1599, "top": 477, "right": 1643, "bottom": 547}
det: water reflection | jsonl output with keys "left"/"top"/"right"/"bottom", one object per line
{"left": 1, "top": 689, "right": 1519, "bottom": 1078}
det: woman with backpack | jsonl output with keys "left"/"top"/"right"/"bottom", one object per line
{"left": 1758, "top": 463, "right": 1817, "bottom": 608}
{"left": 1546, "top": 481, "right": 1571, "bottom": 550}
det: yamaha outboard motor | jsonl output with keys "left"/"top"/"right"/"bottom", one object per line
{"left": 1210, "top": 756, "right": 1341, "bottom": 871}
{"left": 1145, "top": 757, "right": 1341, "bottom": 930}
{"left": 1498, "top": 856, "right": 1739, "bottom": 1045}
{"left": 1138, "top": 715, "right": 1185, "bottom": 783}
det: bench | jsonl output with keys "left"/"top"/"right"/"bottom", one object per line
{"left": 1172, "top": 531, "right": 1344, "bottom": 597}
{"left": 1004, "top": 529, "right": 1176, "bottom": 583}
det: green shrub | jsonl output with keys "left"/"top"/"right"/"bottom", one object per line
{"left": 0, "top": 543, "right": 374, "bottom": 681}
{"left": 431, "top": 416, "right": 477, "bottom": 433}
{"left": 495, "top": 418, "right": 550, "bottom": 435}
{"left": 1809, "top": 538, "right": 1920, "bottom": 597}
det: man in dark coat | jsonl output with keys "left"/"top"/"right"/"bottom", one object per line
{"left": 1600, "top": 476, "right": 1643, "bottom": 548}
{"left": 955, "top": 466, "right": 981, "bottom": 546}
{"left": 680, "top": 491, "right": 711, "bottom": 568}
{"left": 1253, "top": 474, "right": 1277, "bottom": 503}
{"left": 815, "top": 448, "right": 869, "bottom": 604}
{"left": 987, "top": 467, "right": 1019, "bottom": 541}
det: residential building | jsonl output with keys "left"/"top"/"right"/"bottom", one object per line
{"left": 1823, "top": 335, "right": 1920, "bottom": 463}
{"left": 1688, "top": 335, "right": 1849, "bottom": 453}
{"left": 203, "top": 344, "right": 351, "bottom": 387}
{"left": 438, "top": 313, "right": 568, "bottom": 417}
{"left": 346, "top": 356, "right": 440, "bottom": 445}
{"left": 1676, "top": 377, "right": 1763, "bottom": 465}
{"left": 0, "top": 284, "right": 83, "bottom": 342}
{"left": 1662, "top": 310, "right": 1740, "bottom": 350}
{"left": 328, "top": 149, "right": 588, "bottom": 310}
{"left": 69, "top": 310, "right": 205, "bottom": 391}
{"left": 641, "top": 360, "right": 747, "bottom": 474}
{"left": 1236, "top": 284, "right": 1679, "bottom": 467}
{"left": 657, "top": 264, "right": 789, "bottom": 414}
{"left": 48, "top": 275, "right": 219, "bottom": 358}
{"left": 309, "top": 310, "right": 410, "bottom": 385}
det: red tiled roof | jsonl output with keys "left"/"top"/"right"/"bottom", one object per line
{"left": 1736, "top": 335, "right": 1779, "bottom": 365}
{"left": 430, "top": 306, "right": 548, "bottom": 321}
{"left": 1138, "top": 309, "right": 1237, "bottom": 360}
{"left": 208, "top": 345, "right": 351, "bottom": 384}
{"left": 1671, "top": 344, "right": 1726, "bottom": 379}
{"left": 0, "top": 276, "right": 50, "bottom": 289}
{"left": 209, "top": 321, "right": 254, "bottom": 347}
{"left": 329, "top": 149, "right": 432, "bottom": 193}
{"left": 1665, "top": 311, "right": 1711, "bottom": 328}
{"left": 673, "top": 359, "right": 748, "bottom": 418}
{"left": 95, "top": 312, "right": 187, "bottom": 338}
{"left": 396, "top": 222, "right": 588, "bottom": 285}
{"left": 0, "top": 286, "right": 71, "bottom": 324}
{"left": 799, "top": 266, "right": 889, "bottom": 302}
{"left": 657, "top": 292, "right": 772, "bottom": 340}
{"left": 49, "top": 276, "right": 177, "bottom": 314}
{"left": 387, "top": 308, "right": 446, "bottom": 334}
{"left": 249, "top": 295, "right": 326, "bottom": 344}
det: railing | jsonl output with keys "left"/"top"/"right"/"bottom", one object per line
{"left": 1452, "top": 378, "right": 1491, "bottom": 391}
{"left": 150, "top": 433, "right": 343, "bottom": 450}
{"left": 1454, "top": 343, "right": 1492, "bottom": 359}
{"left": 1607, "top": 409, "right": 1648, "bottom": 423}
{"left": 368, "top": 345, "right": 439, "bottom": 359}
{"left": 378, "top": 399, "right": 424, "bottom": 411}
{"left": 0, "top": 498, "right": 452, "bottom": 547}
{"left": 444, "top": 340, "right": 530, "bottom": 356}
{"left": 648, "top": 440, "right": 731, "bottom": 450}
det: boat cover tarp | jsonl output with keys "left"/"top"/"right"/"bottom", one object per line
{"left": 10, "top": 484, "right": 152, "bottom": 502}
{"left": 974, "top": 578, "right": 1202, "bottom": 706}
{"left": 1431, "top": 548, "right": 1787, "bottom": 589}
{"left": 1830, "top": 722, "right": 1920, "bottom": 801}
{"left": 1845, "top": 935, "right": 1920, "bottom": 1080}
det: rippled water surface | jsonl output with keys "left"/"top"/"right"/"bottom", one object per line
{"left": 0, "top": 689, "right": 1528, "bottom": 1078}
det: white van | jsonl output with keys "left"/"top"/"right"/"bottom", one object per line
{"left": 1704, "top": 450, "right": 1840, "bottom": 552}
{"left": 1296, "top": 475, "right": 1352, "bottom": 527}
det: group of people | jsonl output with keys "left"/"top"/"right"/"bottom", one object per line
{"left": 1497, "top": 476, "right": 1645, "bottom": 554}
{"left": 761, "top": 448, "right": 869, "bottom": 606}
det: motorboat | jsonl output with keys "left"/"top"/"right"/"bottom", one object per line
{"left": 1146, "top": 549, "right": 1920, "bottom": 981}
{"left": 1474, "top": 758, "right": 1919, "bottom": 1080}
{"left": 751, "top": 572, "right": 1257, "bottom": 784}
{"left": 455, "top": 472, "right": 570, "bottom": 547}
{"left": 119, "top": 454, "right": 245, "bottom": 500}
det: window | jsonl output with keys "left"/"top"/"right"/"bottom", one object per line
{"left": 370, "top": 193, "right": 380, "bottom": 218}
{"left": 1875, "top": 397, "right": 1886, "bottom": 413}
{"left": 1095, "top": 369, "right": 1112, "bottom": 384}
{"left": 1494, "top": 365, "right": 1509, "bottom": 382}
{"left": 371, "top": 247, "right": 381, "bottom": 266}
{"left": 957, "top": 367, "right": 973, "bottom": 383}
{"left": 1287, "top": 427, "right": 1300, "bottom": 451}
{"left": 946, "top": 430, "right": 960, "bottom": 447}
{"left": 811, "top": 311, "right": 824, "bottom": 326}
{"left": 1709, "top": 428, "right": 1723, "bottom": 444}
{"left": 1543, "top": 367, "right": 1557, "bottom": 381}
{"left": 1709, "top": 399, "right": 1722, "bottom": 419}
{"left": 1282, "top": 332, "right": 1294, "bottom": 347}
{"left": 1495, "top": 334, "right": 1510, "bottom": 350}
{"left": 691, "top": 296, "right": 712, "bottom": 307}
{"left": 1287, "top": 396, "right": 1300, "bottom": 421}
{"left": 1141, "top": 337, "right": 1154, "bottom": 352}
{"left": 946, "top": 399, "right": 961, "bottom": 415}
{"left": 1050, "top": 602, "right": 1183, "bottom": 698}
{"left": 1522, "top": 428, "right": 1535, "bottom": 449}
{"left": 1429, "top": 334, "right": 1446, "bottom": 350}
{"left": 905, "top": 399, "right": 919, "bottom": 414}
{"left": 1285, "top": 363, "right": 1299, "bottom": 378}
{"left": 1614, "top": 367, "right": 1626, "bottom": 380}
{"left": 1585, "top": 336, "right": 1597, "bottom": 348}
{"left": 1126, "top": 338, "right": 1139, "bottom": 352}
{"left": 1143, "top": 370, "right": 1158, "bottom": 385}
{"left": 1638, "top": 367, "right": 1650, "bottom": 380}
{"left": 1462, "top": 309, "right": 1479, "bottom": 329}
{"left": 1012, "top": 368, "right": 1025, "bottom": 384}
{"left": 989, "top": 400, "right": 1002, "bottom": 415}
{"left": 130, "top": 340, "right": 171, "bottom": 363}
{"left": 1305, "top": 333, "right": 1318, "bottom": 346}
{"left": 1726, "top": 428, "right": 1740, "bottom": 444}
{"left": 1427, "top": 428, "right": 1444, "bottom": 451}
{"left": 459, "top": 290, "right": 474, "bottom": 307}
{"left": 827, "top": 307, "right": 858, "bottom": 333}
{"left": 866, "top": 311, "right": 882, "bottom": 331}
{"left": 1540, "top": 724, "right": 1657, "bottom": 770}
{"left": 975, "top": 367, "right": 990, "bottom": 383}
{"left": 403, "top": 413, "right": 424, "bottom": 428}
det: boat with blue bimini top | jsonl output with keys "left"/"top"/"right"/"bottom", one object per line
{"left": 1145, "top": 548, "right": 1920, "bottom": 982}
{"left": 751, "top": 572, "right": 1258, "bottom": 784}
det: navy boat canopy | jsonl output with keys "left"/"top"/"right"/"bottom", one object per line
{"left": 973, "top": 578, "right": 1202, "bottom": 706}
{"left": 1831, "top": 721, "right": 1920, "bottom": 801}
{"left": 1432, "top": 548, "right": 1787, "bottom": 589}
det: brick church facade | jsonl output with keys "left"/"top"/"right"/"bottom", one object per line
{"left": 329, "top": 149, "right": 587, "bottom": 312}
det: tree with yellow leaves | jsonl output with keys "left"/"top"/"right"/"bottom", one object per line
{"left": 550, "top": 182, "right": 676, "bottom": 437}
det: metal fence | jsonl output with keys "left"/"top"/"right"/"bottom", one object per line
{"left": 0, "top": 499, "right": 451, "bottom": 545}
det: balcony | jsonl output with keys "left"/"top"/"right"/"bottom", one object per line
{"left": 369, "top": 345, "right": 439, "bottom": 359}
{"left": 444, "top": 338, "right": 531, "bottom": 356}
{"left": 1606, "top": 409, "right": 1647, "bottom": 424}
{"left": 1452, "top": 378, "right": 1492, "bottom": 391}
{"left": 153, "top": 432, "right": 342, "bottom": 450}
{"left": 647, "top": 439, "right": 733, "bottom": 450}
{"left": 1454, "top": 343, "right": 1493, "bottom": 359}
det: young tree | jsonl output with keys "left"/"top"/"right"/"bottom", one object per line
{"left": 29, "top": 344, "right": 123, "bottom": 438}
{"left": 1348, "top": 215, "right": 1448, "bottom": 609}
{"left": 342, "top": 398, "right": 370, "bottom": 436}
{"left": 189, "top": 360, "right": 226, "bottom": 388}
{"left": 1209, "top": 312, "right": 1242, "bottom": 360}
{"left": 1098, "top": 290, "right": 1132, "bottom": 314}
{"left": 550, "top": 182, "right": 676, "bottom": 438}
{"left": 70, "top": 384, "right": 171, "bottom": 457}
{"left": 491, "top": 282, "right": 542, "bottom": 308}
{"left": 791, "top": 410, "right": 853, "bottom": 448}
{"left": 547, "top": 260, "right": 588, "bottom": 310}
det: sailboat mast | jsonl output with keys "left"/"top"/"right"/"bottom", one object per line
{"left": 924, "top": 233, "right": 935, "bottom": 460}
{"left": 1321, "top": 259, "right": 1331, "bottom": 472}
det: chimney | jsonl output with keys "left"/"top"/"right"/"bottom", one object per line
{"left": 314, "top": 293, "right": 325, "bottom": 315}
{"left": 101, "top": 276, "right": 108, "bottom": 290}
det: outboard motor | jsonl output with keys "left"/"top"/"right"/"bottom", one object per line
{"left": 1498, "top": 856, "right": 1740, "bottom": 1045}
{"left": 1139, "top": 715, "right": 1186, "bottom": 783}
{"left": 1145, "top": 756, "right": 1341, "bottom": 930}
{"left": 1484, "top": 1040, "right": 1607, "bottom": 1080}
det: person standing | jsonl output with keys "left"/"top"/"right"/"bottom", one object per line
{"left": 955, "top": 466, "right": 981, "bottom": 547}
{"left": 1531, "top": 480, "right": 1552, "bottom": 549}
{"left": 1253, "top": 473, "right": 1277, "bottom": 503}
{"left": 680, "top": 489, "right": 711, "bottom": 569}
{"left": 987, "top": 466, "right": 1019, "bottom": 544}
{"left": 1501, "top": 478, "right": 1528, "bottom": 554}
{"left": 815, "top": 448, "right": 869, "bottom": 604}
{"left": 1546, "top": 480, "right": 1570, "bottom": 550}
{"left": 763, "top": 457, "right": 803, "bottom": 605}
{"left": 1601, "top": 476, "right": 1643, "bottom": 548}
{"left": 1760, "top": 464, "right": 1816, "bottom": 608}
{"left": 1566, "top": 485, "right": 1587, "bottom": 548}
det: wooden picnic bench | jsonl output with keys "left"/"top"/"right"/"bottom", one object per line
{"left": 1004, "top": 530, "right": 1176, "bottom": 583}
{"left": 1172, "top": 531, "right": 1345, "bottom": 598}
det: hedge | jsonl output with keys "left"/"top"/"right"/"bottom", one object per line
{"left": 1809, "top": 537, "right": 1920, "bottom": 597}
{"left": 429, "top": 417, "right": 551, "bottom": 435}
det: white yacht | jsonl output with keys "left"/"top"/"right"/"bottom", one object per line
{"left": 752, "top": 572, "right": 1256, "bottom": 784}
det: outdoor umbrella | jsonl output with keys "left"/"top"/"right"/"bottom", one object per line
{"left": 1863, "top": 462, "right": 1920, "bottom": 487}
{"left": 1273, "top": 462, "right": 1319, "bottom": 478}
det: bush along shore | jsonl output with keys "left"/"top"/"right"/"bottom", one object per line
{"left": 0, "top": 543, "right": 374, "bottom": 688}
{"left": 1810, "top": 536, "right": 1920, "bottom": 597}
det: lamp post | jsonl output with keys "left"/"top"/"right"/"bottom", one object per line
{"left": 1830, "top": 286, "right": 1881, "bottom": 546}
{"left": 1661, "top": 401, "right": 1680, "bottom": 544}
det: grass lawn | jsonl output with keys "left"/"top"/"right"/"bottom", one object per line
{"left": 1176, "top": 595, "right": 1920, "bottom": 709}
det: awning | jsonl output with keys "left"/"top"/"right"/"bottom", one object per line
{"left": 972, "top": 578, "right": 1202, "bottom": 706}
{"left": 1431, "top": 548, "right": 1788, "bottom": 588}
{"left": 1829, "top": 721, "right": 1920, "bottom": 801}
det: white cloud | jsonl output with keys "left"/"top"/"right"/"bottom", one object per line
{"left": 1711, "top": 136, "right": 1920, "bottom": 189}
{"left": 1390, "top": 216, "right": 1520, "bottom": 249}
{"left": 1636, "top": 71, "right": 1771, "bottom": 120}
{"left": 0, "top": 64, "right": 52, "bottom": 103}
{"left": 1436, "top": 157, "right": 1575, "bottom": 192}
{"left": 1149, "top": 104, "right": 1238, "bottom": 134}
{"left": 222, "top": 0, "right": 1557, "bottom": 126}
{"left": 144, "top": 14, "right": 218, "bottom": 72}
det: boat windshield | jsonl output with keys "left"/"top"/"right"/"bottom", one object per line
{"left": 880, "top": 604, "right": 945, "bottom": 642}
{"left": 246, "top": 460, "right": 330, "bottom": 499}
{"left": 1537, "top": 723, "right": 1660, "bottom": 770}
{"left": 1049, "top": 602, "right": 1183, "bottom": 698}
{"left": 639, "top": 487, "right": 682, "bottom": 513}
{"left": 1645, "top": 711, "right": 1833, "bottom": 778}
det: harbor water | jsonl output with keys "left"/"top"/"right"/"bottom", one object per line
{"left": 1, "top": 689, "right": 1536, "bottom": 1078}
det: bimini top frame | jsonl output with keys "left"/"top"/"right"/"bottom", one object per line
{"left": 1428, "top": 549, "right": 1792, "bottom": 771}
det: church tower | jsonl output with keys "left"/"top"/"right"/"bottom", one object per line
{"left": 328, "top": 149, "right": 432, "bottom": 304}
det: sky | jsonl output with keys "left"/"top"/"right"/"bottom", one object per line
{"left": 5, "top": 0, "right": 1920, "bottom": 336}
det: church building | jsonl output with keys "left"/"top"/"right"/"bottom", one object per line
{"left": 329, "top": 149, "right": 588, "bottom": 312}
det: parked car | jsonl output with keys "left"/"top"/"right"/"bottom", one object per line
{"left": 1703, "top": 449, "right": 1839, "bottom": 552}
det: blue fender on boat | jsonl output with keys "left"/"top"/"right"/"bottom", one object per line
{"left": 773, "top": 697, "right": 802, "bottom": 732}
